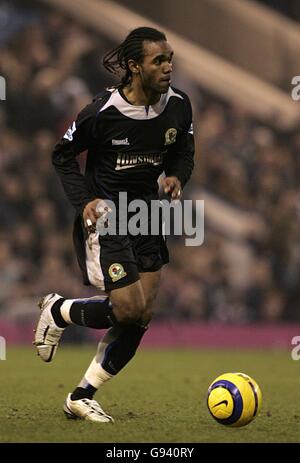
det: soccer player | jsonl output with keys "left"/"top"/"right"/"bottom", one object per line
{"left": 34, "top": 26, "right": 194, "bottom": 423}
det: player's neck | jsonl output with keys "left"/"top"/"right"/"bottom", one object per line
{"left": 122, "top": 81, "right": 161, "bottom": 106}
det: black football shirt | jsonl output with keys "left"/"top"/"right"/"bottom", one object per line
{"left": 52, "top": 86, "right": 194, "bottom": 213}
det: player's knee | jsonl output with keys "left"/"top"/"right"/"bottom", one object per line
{"left": 113, "top": 299, "right": 147, "bottom": 325}
{"left": 141, "top": 294, "right": 156, "bottom": 324}
{"left": 140, "top": 308, "right": 153, "bottom": 326}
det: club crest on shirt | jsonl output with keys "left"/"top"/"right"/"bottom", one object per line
{"left": 164, "top": 128, "right": 177, "bottom": 145}
{"left": 108, "top": 263, "right": 127, "bottom": 282}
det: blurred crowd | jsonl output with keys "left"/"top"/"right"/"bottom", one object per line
{"left": 1, "top": 0, "right": 300, "bottom": 326}
{"left": 159, "top": 101, "right": 300, "bottom": 323}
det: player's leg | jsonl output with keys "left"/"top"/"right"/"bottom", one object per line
{"left": 63, "top": 277, "right": 153, "bottom": 422}
{"left": 70, "top": 235, "right": 166, "bottom": 401}
{"left": 139, "top": 270, "right": 161, "bottom": 324}
{"left": 70, "top": 271, "right": 161, "bottom": 403}
{"left": 55, "top": 229, "right": 154, "bottom": 333}
{"left": 84, "top": 271, "right": 160, "bottom": 378}
{"left": 51, "top": 271, "right": 146, "bottom": 331}
{"left": 33, "top": 292, "right": 115, "bottom": 362}
{"left": 34, "top": 228, "right": 144, "bottom": 361}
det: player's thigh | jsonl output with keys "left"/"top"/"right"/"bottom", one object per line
{"left": 139, "top": 270, "right": 162, "bottom": 311}
{"left": 109, "top": 279, "right": 146, "bottom": 323}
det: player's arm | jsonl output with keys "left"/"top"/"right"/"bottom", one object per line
{"left": 163, "top": 94, "right": 195, "bottom": 199}
{"left": 52, "top": 104, "right": 102, "bottom": 226}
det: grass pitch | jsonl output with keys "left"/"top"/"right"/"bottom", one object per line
{"left": 0, "top": 345, "right": 299, "bottom": 443}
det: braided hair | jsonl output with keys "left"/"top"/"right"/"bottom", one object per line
{"left": 102, "top": 27, "right": 167, "bottom": 87}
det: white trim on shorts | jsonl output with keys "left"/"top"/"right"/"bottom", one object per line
{"left": 85, "top": 232, "right": 105, "bottom": 290}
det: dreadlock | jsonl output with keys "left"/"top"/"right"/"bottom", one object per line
{"left": 102, "top": 27, "right": 167, "bottom": 87}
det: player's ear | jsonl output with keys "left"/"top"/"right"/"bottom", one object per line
{"left": 128, "top": 59, "right": 140, "bottom": 75}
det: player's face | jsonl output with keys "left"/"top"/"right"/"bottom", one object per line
{"left": 139, "top": 40, "right": 173, "bottom": 94}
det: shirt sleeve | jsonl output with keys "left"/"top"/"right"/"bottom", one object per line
{"left": 52, "top": 103, "right": 98, "bottom": 214}
{"left": 163, "top": 94, "right": 195, "bottom": 188}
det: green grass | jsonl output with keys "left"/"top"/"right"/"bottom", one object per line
{"left": 0, "top": 346, "right": 299, "bottom": 443}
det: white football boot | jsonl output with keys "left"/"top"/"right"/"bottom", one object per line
{"left": 33, "top": 293, "right": 66, "bottom": 362}
{"left": 63, "top": 393, "right": 114, "bottom": 423}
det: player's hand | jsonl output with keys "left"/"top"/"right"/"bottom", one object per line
{"left": 83, "top": 199, "right": 108, "bottom": 232}
{"left": 161, "top": 176, "right": 182, "bottom": 200}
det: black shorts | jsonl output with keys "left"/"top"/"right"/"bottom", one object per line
{"left": 73, "top": 215, "right": 169, "bottom": 291}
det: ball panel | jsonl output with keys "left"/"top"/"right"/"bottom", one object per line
{"left": 207, "top": 379, "right": 243, "bottom": 425}
{"left": 233, "top": 378, "right": 256, "bottom": 427}
{"left": 234, "top": 372, "right": 263, "bottom": 418}
{"left": 207, "top": 387, "right": 234, "bottom": 419}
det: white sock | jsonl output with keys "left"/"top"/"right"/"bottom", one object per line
{"left": 60, "top": 299, "right": 76, "bottom": 324}
{"left": 78, "top": 326, "right": 120, "bottom": 389}
{"left": 83, "top": 358, "right": 114, "bottom": 389}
